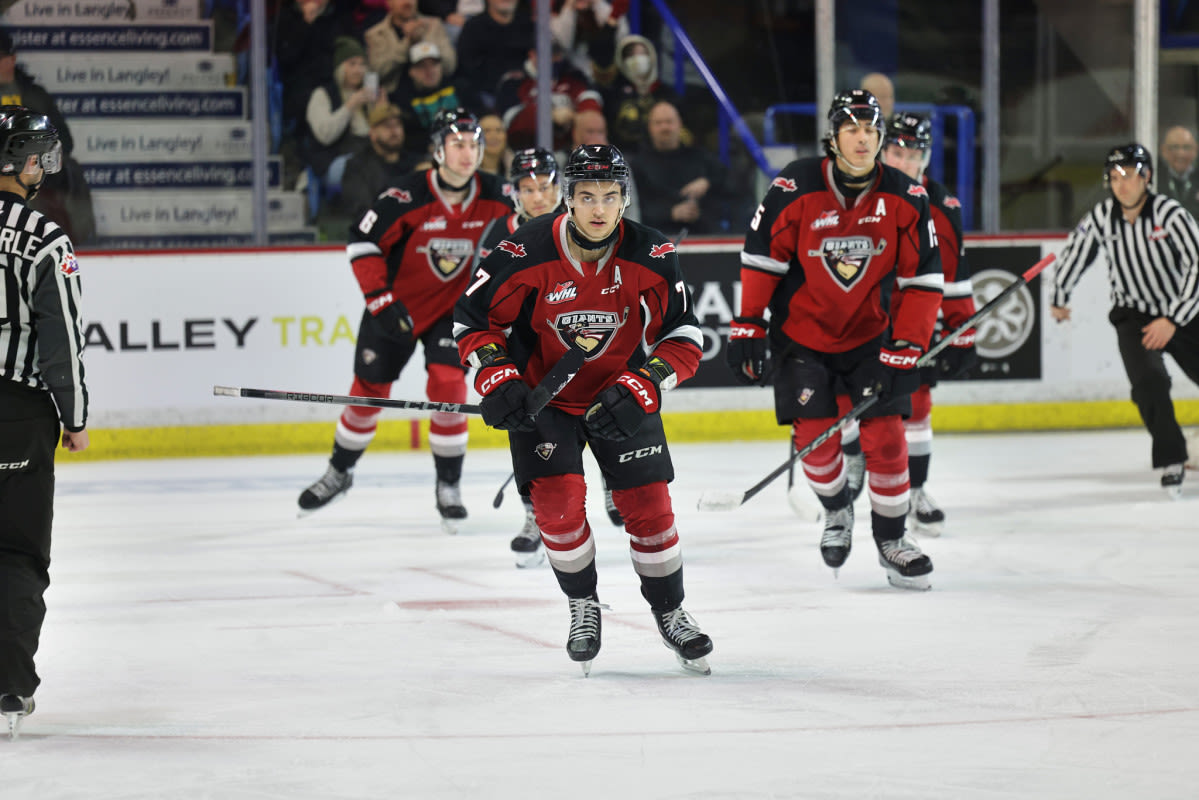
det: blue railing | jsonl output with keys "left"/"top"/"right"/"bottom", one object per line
{"left": 762, "top": 103, "right": 977, "bottom": 230}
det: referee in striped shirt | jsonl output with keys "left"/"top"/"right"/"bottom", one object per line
{"left": 1051, "top": 143, "right": 1199, "bottom": 498}
{"left": 0, "top": 106, "right": 88, "bottom": 736}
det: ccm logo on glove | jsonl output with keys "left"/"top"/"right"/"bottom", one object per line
{"left": 478, "top": 365, "right": 520, "bottom": 394}
{"left": 366, "top": 292, "right": 395, "bottom": 315}
{"left": 879, "top": 350, "right": 920, "bottom": 368}
{"left": 616, "top": 373, "right": 656, "bottom": 411}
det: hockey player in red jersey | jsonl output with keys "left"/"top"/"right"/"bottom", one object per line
{"left": 454, "top": 144, "right": 713, "bottom": 675}
{"left": 725, "top": 89, "right": 943, "bottom": 590}
{"left": 880, "top": 112, "right": 977, "bottom": 536}
{"left": 298, "top": 108, "right": 513, "bottom": 531}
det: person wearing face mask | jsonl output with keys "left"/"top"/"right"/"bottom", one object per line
{"left": 604, "top": 34, "right": 685, "bottom": 155}
{"left": 495, "top": 42, "right": 604, "bottom": 153}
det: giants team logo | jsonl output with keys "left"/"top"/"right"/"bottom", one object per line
{"left": 907, "top": 184, "right": 928, "bottom": 198}
{"left": 811, "top": 210, "right": 839, "bottom": 230}
{"left": 551, "top": 308, "right": 628, "bottom": 360}
{"left": 771, "top": 177, "right": 798, "bottom": 192}
{"left": 496, "top": 240, "right": 526, "bottom": 257}
{"left": 535, "top": 442, "right": 557, "bottom": 461}
{"left": 384, "top": 188, "right": 412, "bottom": 203}
{"left": 649, "top": 242, "right": 676, "bottom": 258}
{"left": 422, "top": 238, "right": 475, "bottom": 279}
{"left": 808, "top": 236, "right": 887, "bottom": 288}
{"left": 545, "top": 281, "right": 578, "bottom": 304}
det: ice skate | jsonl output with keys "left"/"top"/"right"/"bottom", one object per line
{"left": 297, "top": 464, "right": 352, "bottom": 516}
{"left": 820, "top": 504, "right": 854, "bottom": 574}
{"left": 566, "top": 595, "right": 608, "bottom": 676}
{"left": 1162, "top": 463, "right": 1185, "bottom": 500}
{"left": 436, "top": 479, "right": 468, "bottom": 534}
{"left": 908, "top": 486, "right": 945, "bottom": 536}
{"left": 877, "top": 536, "right": 933, "bottom": 591}
{"left": 510, "top": 502, "right": 544, "bottom": 568}
{"left": 845, "top": 450, "right": 867, "bottom": 503}
{"left": 603, "top": 487, "right": 624, "bottom": 526}
{"left": 1, "top": 695, "right": 34, "bottom": 740}
{"left": 655, "top": 607, "right": 713, "bottom": 675}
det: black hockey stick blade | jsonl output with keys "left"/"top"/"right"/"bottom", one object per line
{"left": 697, "top": 252, "right": 1056, "bottom": 512}
{"left": 525, "top": 346, "right": 587, "bottom": 417}
{"left": 492, "top": 472, "right": 516, "bottom": 508}
{"left": 213, "top": 386, "right": 482, "bottom": 415}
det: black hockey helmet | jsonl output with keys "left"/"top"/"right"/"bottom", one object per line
{"left": 885, "top": 112, "right": 932, "bottom": 151}
{"left": 509, "top": 147, "right": 562, "bottom": 217}
{"left": 564, "top": 144, "right": 631, "bottom": 207}
{"left": 827, "top": 89, "right": 884, "bottom": 138}
{"left": 1103, "top": 143, "right": 1152, "bottom": 186}
{"left": 0, "top": 105, "right": 62, "bottom": 177}
{"left": 430, "top": 107, "right": 482, "bottom": 166}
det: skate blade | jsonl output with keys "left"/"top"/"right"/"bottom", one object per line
{"left": 674, "top": 652, "right": 711, "bottom": 676}
{"left": 440, "top": 518, "right": 460, "bottom": 535}
{"left": 5, "top": 712, "right": 22, "bottom": 740}
{"left": 884, "top": 571, "right": 932, "bottom": 591}
{"left": 910, "top": 520, "right": 944, "bottom": 538}
{"left": 787, "top": 485, "right": 824, "bottom": 523}
{"left": 579, "top": 660, "right": 592, "bottom": 677}
{"left": 513, "top": 547, "right": 545, "bottom": 569}
{"left": 1165, "top": 485, "right": 1183, "bottom": 501}
{"left": 295, "top": 491, "right": 349, "bottom": 519}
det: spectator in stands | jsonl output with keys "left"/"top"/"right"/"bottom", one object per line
{"left": 860, "top": 72, "right": 895, "bottom": 117}
{"left": 630, "top": 99, "right": 729, "bottom": 237}
{"left": 303, "top": 37, "right": 379, "bottom": 196}
{"left": 478, "top": 112, "right": 513, "bottom": 176}
{"left": 604, "top": 33, "right": 682, "bottom": 155}
{"left": 551, "top": 0, "right": 626, "bottom": 85}
{"left": 496, "top": 43, "right": 604, "bottom": 153}
{"left": 391, "top": 41, "right": 464, "bottom": 158}
{"left": 274, "top": 0, "right": 358, "bottom": 140}
{"left": 365, "top": 0, "right": 457, "bottom": 94}
{"left": 1160, "top": 125, "right": 1199, "bottom": 219}
{"left": 341, "top": 103, "right": 424, "bottom": 221}
{"left": 455, "top": 0, "right": 534, "bottom": 111}
{"left": 0, "top": 28, "right": 94, "bottom": 243}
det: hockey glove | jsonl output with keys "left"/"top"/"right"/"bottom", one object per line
{"left": 584, "top": 358, "right": 674, "bottom": 441}
{"left": 935, "top": 327, "right": 978, "bottom": 379}
{"left": 725, "top": 316, "right": 770, "bottom": 385}
{"left": 473, "top": 344, "right": 537, "bottom": 432}
{"left": 872, "top": 340, "right": 923, "bottom": 401}
{"left": 366, "top": 291, "right": 414, "bottom": 345}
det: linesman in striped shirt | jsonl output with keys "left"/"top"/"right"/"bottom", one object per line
{"left": 0, "top": 106, "right": 88, "bottom": 737}
{"left": 1051, "top": 143, "right": 1199, "bottom": 498}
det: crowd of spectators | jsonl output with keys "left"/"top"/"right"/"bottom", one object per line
{"left": 262, "top": 0, "right": 747, "bottom": 238}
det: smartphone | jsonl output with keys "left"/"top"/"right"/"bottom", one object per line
{"left": 364, "top": 72, "right": 379, "bottom": 100}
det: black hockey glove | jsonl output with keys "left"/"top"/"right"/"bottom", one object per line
{"left": 584, "top": 358, "right": 674, "bottom": 441}
{"left": 366, "top": 291, "right": 414, "bottom": 345}
{"left": 473, "top": 343, "right": 536, "bottom": 432}
{"left": 872, "top": 340, "right": 923, "bottom": 401}
{"left": 726, "top": 316, "right": 770, "bottom": 385}
{"left": 935, "top": 327, "right": 978, "bottom": 379}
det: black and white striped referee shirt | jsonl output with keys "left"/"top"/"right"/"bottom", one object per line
{"left": 0, "top": 192, "right": 88, "bottom": 431}
{"left": 1052, "top": 192, "right": 1199, "bottom": 327}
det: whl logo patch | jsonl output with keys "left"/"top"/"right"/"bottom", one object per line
{"left": 811, "top": 210, "right": 839, "bottom": 230}
{"left": 545, "top": 281, "right": 578, "bottom": 304}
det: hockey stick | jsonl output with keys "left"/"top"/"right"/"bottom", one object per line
{"left": 697, "top": 252, "right": 1056, "bottom": 511}
{"left": 213, "top": 387, "right": 483, "bottom": 414}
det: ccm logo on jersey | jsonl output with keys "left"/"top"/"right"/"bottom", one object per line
{"left": 0, "top": 459, "right": 30, "bottom": 470}
{"left": 385, "top": 188, "right": 412, "bottom": 203}
{"left": 649, "top": 242, "right": 676, "bottom": 258}
{"left": 479, "top": 365, "right": 520, "bottom": 393}
{"left": 907, "top": 184, "right": 929, "bottom": 198}
{"left": 616, "top": 373, "right": 656, "bottom": 410}
{"left": 496, "top": 240, "right": 526, "bottom": 257}
{"left": 811, "top": 210, "right": 839, "bottom": 230}
{"left": 879, "top": 351, "right": 920, "bottom": 367}
{"left": 771, "top": 177, "right": 798, "bottom": 192}
{"left": 545, "top": 281, "right": 578, "bottom": 304}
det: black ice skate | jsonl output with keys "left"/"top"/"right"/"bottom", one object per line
{"left": 297, "top": 464, "right": 352, "bottom": 516}
{"left": 1162, "top": 463, "right": 1185, "bottom": 500}
{"left": 510, "top": 502, "right": 544, "bottom": 568}
{"left": 908, "top": 486, "right": 945, "bottom": 536}
{"left": 845, "top": 450, "right": 867, "bottom": 503}
{"left": 566, "top": 595, "right": 607, "bottom": 677}
{"left": 655, "top": 607, "right": 713, "bottom": 675}
{"left": 436, "top": 480, "right": 468, "bottom": 534}
{"left": 820, "top": 505, "right": 854, "bottom": 574}
{"left": 877, "top": 536, "right": 933, "bottom": 591}
{"left": 1, "top": 694, "right": 34, "bottom": 740}
{"left": 603, "top": 487, "right": 624, "bottom": 527}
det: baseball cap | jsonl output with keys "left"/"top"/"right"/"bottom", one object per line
{"left": 410, "top": 41, "right": 441, "bottom": 64}
{"left": 368, "top": 103, "right": 402, "bottom": 127}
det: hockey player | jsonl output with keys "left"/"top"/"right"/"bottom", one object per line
{"left": 298, "top": 108, "right": 513, "bottom": 531}
{"left": 1052, "top": 143, "right": 1199, "bottom": 498}
{"left": 725, "top": 89, "right": 943, "bottom": 590}
{"left": 454, "top": 144, "right": 713, "bottom": 675}
{"left": 880, "top": 112, "right": 977, "bottom": 536}
{"left": 0, "top": 107, "right": 89, "bottom": 739}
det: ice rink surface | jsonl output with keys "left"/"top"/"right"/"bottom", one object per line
{"left": 3, "top": 429, "right": 1198, "bottom": 799}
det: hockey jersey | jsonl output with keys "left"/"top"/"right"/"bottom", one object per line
{"left": 924, "top": 175, "right": 976, "bottom": 329}
{"left": 739, "top": 157, "right": 943, "bottom": 353}
{"left": 347, "top": 168, "right": 513, "bottom": 337}
{"left": 454, "top": 213, "right": 704, "bottom": 414}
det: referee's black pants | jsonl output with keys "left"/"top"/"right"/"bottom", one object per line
{"left": 1110, "top": 306, "right": 1199, "bottom": 468}
{"left": 0, "top": 381, "right": 59, "bottom": 698}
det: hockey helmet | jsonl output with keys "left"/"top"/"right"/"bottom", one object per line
{"left": 884, "top": 112, "right": 932, "bottom": 171}
{"left": 1104, "top": 143, "right": 1152, "bottom": 186}
{"left": 430, "top": 107, "right": 483, "bottom": 167}
{"left": 563, "top": 144, "right": 631, "bottom": 209}
{"left": 508, "top": 147, "right": 562, "bottom": 218}
{"left": 827, "top": 89, "right": 884, "bottom": 139}
{"left": 0, "top": 105, "right": 62, "bottom": 177}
